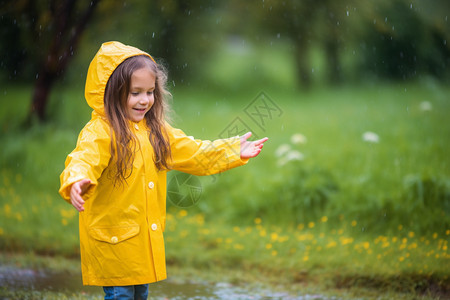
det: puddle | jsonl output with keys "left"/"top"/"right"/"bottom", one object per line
{"left": 0, "top": 266, "right": 335, "bottom": 299}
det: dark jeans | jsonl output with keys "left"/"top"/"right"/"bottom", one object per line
{"left": 103, "top": 284, "right": 149, "bottom": 300}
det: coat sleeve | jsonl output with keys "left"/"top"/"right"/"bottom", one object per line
{"left": 166, "top": 123, "right": 249, "bottom": 176}
{"left": 59, "top": 118, "right": 112, "bottom": 203}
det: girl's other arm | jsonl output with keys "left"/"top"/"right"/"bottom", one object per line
{"left": 240, "top": 132, "right": 268, "bottom": 159}
{"left": 166, "top": 124, "right": 267, "bottom": 175}
{"left": 70, "top": 179, "right": 92, "bottom": 212}
{"left": 59, "top": 119, "right": 111, "bottom": 205}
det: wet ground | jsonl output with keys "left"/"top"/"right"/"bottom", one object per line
{"left": 0, "top": 266, "right": 335, "bottom": 299}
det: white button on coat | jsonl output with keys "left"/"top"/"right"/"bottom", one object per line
{"left": 151, "top": 223, "right": 157, "bottom": 231}
{"left": 134, "top": 124, "right": 139, "bottom": 130}
{"left": 148, "top": 181, "right": 154, "bottom": 189}
{"left": 111, "top": 236, "right": 118, "bottom": 244}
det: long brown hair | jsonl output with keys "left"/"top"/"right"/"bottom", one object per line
{"left": 104, "top": 55, "right": 172, "bottom": 184}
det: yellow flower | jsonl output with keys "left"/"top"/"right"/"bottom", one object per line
{"left": 265, "top": 243, "right": 273, "bottom": 249}
{"left": 61, "top": 219, "right": 68, "bottom": 226}
{"left": 303, "top": 255, "right": 309, "bottom": 261}
{"left": 297, "top": 224, "right": 304, "bottom": 230}
{"left": 408, "top": 243, "right": 418, "bottom": 249}
{"left": 326, "top": 241, "right": 337, "bottom": 248}
{"left": 0, "top": 228, "right": 4, "bottom": 236}
{"left": 351, "top": 220, "right": 357, "bottom": 227}
{"left": 178, "top": 210, "right": 188, "bottom": 217}
{"left": 321, "top": 216, "right": 328, "bottom": 223}
{"left": 271, "top": 250, "right": 278, "bottom": 256}
{"left": 308, "top": 222, "right": 315, "bottom": 229}
{"left": 60, "top": 208, "right": 76, "bottom": 219}
{"left": 199, "top": 229, "right": 210, "bottom": 235}
{"left": 15, "top": 213, "right": 22, "bottom": 222}
{"left": 399, "top": 256, "right": 405, "bottom": 262}
{"left": 234, "top": 244, "right": 244, "bottom": 250}
{"left": 408, "top": 231, "right": 415, "bottom": 238}
{"left": 340, "top": 237, "right": 354, "bottom": 245}
{"left": 446, "top": 230, "right": 450, "bottom": 235}
{"left": 233, "top": 226, "right": 240, "bottom": 232}
{"left": 270, "top": 233, "right": 279, "bottom": 241}
{"left": 398, "top": 225, "right": 403, "bottom": 231}
{"left": 363, "top": 242, "right": 370, "bottom": 249}
{"left": 254, "top": 217, "right": 262, "bottom": 225}
{"left": 4, "top": 204, "right": 11, "bottom": 215}
{"left": 194, "top": 214, "right": 204, "bottom": 225}
{"left": 432, "top": 233, "right": 438, "bottom": 239}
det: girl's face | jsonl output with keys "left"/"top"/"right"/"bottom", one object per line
{"left": 126, "top": 67, "right": 156, "bottom": 122}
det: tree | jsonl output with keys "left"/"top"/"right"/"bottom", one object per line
{"left": 1, "top": 0, "right": 101, "bottom": 123}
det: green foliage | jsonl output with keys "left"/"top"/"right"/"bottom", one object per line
{"left": 0, "top": 81, "right": 449, "bottom": 299}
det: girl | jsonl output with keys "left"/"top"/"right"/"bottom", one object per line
{"left": 59, "top": 41, "right": 268, "bottom": 299}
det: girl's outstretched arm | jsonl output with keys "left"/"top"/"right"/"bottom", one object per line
{"left": 240, "top": 132, "right": 269, "bottom": 159}
{"left": 70, "top": 179, "right": 91, "bottom": 212}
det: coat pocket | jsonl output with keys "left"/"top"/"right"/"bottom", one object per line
{"left": 89, "top": 225, "right": 140, "bottom": 244}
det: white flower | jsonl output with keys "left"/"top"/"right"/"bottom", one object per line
{"left": 362, "top": 131, "right": 379, "bottom": 143}
{"left": 291, "top": 133, "right": 307, "bottom": 145}
{"left": 275, "top": 144, "right": 291, "bottom": 157}
{"left": 419, "top": 101, "right": 432, "bottom": 111}
{"left": 286, "top": 150, "right": 304, "bottom": 161}
{"left": 277, "top": 150, "right": 304, "bottom": 167}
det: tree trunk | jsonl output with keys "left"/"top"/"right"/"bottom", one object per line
{"left": 26, "top": 0, "right": 101, "bottom": 125}
{"left": 294, "top": 39, "right": 312, "bottom": 89}
{"left": 324, "top": 37, "right": 342, "bottom": 85}
{"left": 29, "top": 69, "right": 55, "bottom": 122}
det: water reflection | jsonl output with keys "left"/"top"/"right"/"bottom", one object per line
{"left": 0, "top": 266, "right": 334, "bottom": 299}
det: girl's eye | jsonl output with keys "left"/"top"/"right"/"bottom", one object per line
{"left": 131, "top": 92, "right": 139, "bottom": 96}
{"left": 147, "top": 91, "right": 154, "bottom": 96}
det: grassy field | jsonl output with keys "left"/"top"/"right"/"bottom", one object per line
{"left": 0, "top": 78, "right": 449, "bottom": 299}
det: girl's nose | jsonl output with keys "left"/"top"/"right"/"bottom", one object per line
{"left": 139, "top": 96, "right": 149, "bottom": 105}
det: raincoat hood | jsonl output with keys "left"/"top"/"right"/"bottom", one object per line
{"left": 85, "top": 41, "right": 155, "bottom": 116}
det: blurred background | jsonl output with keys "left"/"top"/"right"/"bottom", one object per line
{"left": 0, "top": 0, "right": 449, "bottom": 298}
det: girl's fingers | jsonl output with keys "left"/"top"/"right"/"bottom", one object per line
{"left": 255, "top": 137, "right": 269, "bottom": 145}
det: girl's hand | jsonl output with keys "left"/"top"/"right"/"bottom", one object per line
{"left": 240, "top": 132, "right": 269, "bottom": 159}
{"left": 70, "top": 179, "right": 91, "bottom": 212}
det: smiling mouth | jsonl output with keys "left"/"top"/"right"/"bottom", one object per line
{"left": 133, "top": 108, "right": 147, "bottom": 112}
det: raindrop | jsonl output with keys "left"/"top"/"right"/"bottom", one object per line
{"left": 410, "top": 3, "right": 413, "bottom": 9}
{"left": 36, "top": 73, "right": 39, "bottom": 79}
{"left": 392, "top": 26, "right": 395, "bottom": 31}
{"left": 444, "top": 40, "right": 447, "bottom": 46}
{"left": 152, "top": 32, "right": 155, "bottom": 38}
{"left": 311, "top": 68, "right": 314, "bottom": 73}
{"left": 277, "top": 33, "right": 280, "bottom": 38}
{"left": 172, "top": 80, "right": 175, "bottom": 87}
{"left": 346, "top": 11, "right": 349, "bottom": 17}
{"left": 385, "top": 17, "right": 388, "bottom": 23}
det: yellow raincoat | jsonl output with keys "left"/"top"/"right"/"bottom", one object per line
{"left": 59, "top": 41, "right": 248, "bottom": 286}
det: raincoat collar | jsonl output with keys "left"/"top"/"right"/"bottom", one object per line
{"left": 85, "top": 41, "right": 155, "bottom": 116}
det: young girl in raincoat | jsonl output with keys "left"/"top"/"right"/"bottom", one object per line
{"left": 59, "top": 41, "right": 268, "bottom": 299}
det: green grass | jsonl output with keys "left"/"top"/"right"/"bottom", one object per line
{"left": 0, "top": 76, "right": 449, "bottom": 298}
